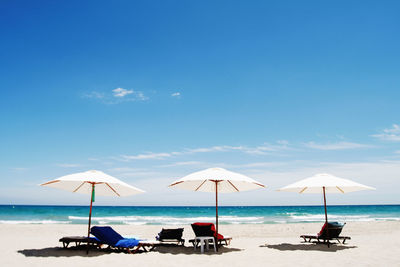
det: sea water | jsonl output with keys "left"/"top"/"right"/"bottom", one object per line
{"left": 1, "top": 205, "right": 399, "bottom": 225}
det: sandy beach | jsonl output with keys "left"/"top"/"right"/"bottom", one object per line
{"left": 2, "top": 221, "right": 399, "bottom": 267}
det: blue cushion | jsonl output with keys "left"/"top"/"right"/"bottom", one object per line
{"left": 91, "top": 226, "right": 124, "bottom": 246}
{"left": 115, "top": 238, "right": 140, "bottom": 248}
{"left": 89, "top": 236, "right": 101, "bottom": 242}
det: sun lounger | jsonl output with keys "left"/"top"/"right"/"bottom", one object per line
{"left": 91, "top": 226, "right": 158, "bottom": 253}
{"left": 300, "top": 222, "right": 351, "bottom": 246}
{"left": 189, "top": 222, "right": 232, "bottom": 248}
{"left": 59, "top": 236, "right": 103, "bottom": 248}
{"left": 156, "top": 228, "right": 185, "bottom": 245}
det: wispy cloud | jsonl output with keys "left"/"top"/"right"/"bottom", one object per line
{"left": 118, "top": 141, "right": 290, "bottom": 161}
{"left": 185, "top": 146, "right": 232, "bottom": 153}
{"left": 56, "top": 163, "right": 81, "bottom": 168}
{"left": 185, "top": 142, "right": 291, "bottom": 155}
{"left": 112, "top": 88, "right": 133, "bottom": 97}
{"left": 121, "top": 152, "right": 173, "bottom": 161}
{"left": 134, "top": 91, "right": 148, "bottom": 101}
{"left": 10, "top": 167, "right": 28, "bottom": 171}
{"left": 82, "top": 88, "right": 148, "bottom": 104}
{"left": 233, "top": 162, "right": 287, "bottom": 168}
{"left": 171, "top": 92, "right": 181, "bottom": 98}
{"left": 372, "top": 124, "right": 400, "bottom": 141}
{"left": 303, "top": 141, "right": 372, "bottom": 150}
{"left": 158, "top": 161, "right": 205, "bottom": 167}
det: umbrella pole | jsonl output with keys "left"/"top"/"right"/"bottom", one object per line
{"left": 215, "top": 181, "right": 219, "bottom": 252}
{"left": 86, "top": 183, "right": 95, "bottom": 254}
{"left": 323, "top": 186, "right": 328, "bottom": 223}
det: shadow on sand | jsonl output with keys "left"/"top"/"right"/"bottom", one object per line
{"left": 18, "top": 246, "right": 117, "bottom": 257}
{"left": 260, "top": 243, "right": 357, "bottom": 252}
{"left": 153, "top": 244, "right": 242, "bottom": 255}
{"left": 18, "top": 244, "right": 241, "bottom": 257}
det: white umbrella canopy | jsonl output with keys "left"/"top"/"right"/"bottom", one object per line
{"left": 278, "top": 173, "right": 375, "bottom": 223}
{"left": 41, "top": 170, "right": 145, "bottom": 196}
{"left": 169, "top": 167, "right": 265, "bottom": 250}
{"left": 41, "top": 170, "right": 145, "bottom": 253}
{"left": 170, "top": 167, "right": 265, "bottom": 192}
{"left": 277, "top": 173, "right": 375, "bottom": 194}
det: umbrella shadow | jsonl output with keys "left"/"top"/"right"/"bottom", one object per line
{"left": 18, "top": 246, "right": 112, "bottom": 257}
{"left": 154, "top": 244, "right": 242, "bottom": 255}
{"left": 260, "top": 242, "right": 357, "bottom": 252}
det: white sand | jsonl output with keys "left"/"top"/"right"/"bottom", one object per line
{"left": 1, "top": 221, "right": 400, "bottom": 266}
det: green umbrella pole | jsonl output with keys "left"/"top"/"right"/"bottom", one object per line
{"left": 86, "top": 183, "right": 95, "bottom": 254}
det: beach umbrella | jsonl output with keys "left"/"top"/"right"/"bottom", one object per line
{"left": 41, "top": 170, "right": 145, "bottom": 253}
{"left": 277, "top": 173, "right": 375, "bottom": 223}
{"left": 169, "top": 167, "right": 265, "bottom": 250}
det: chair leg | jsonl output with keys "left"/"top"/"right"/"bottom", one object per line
{"left": 200, "top": 240, "right": 205, "bottom": 254}
{"left": 130, "top": 244, "right": 142, "bottom": 254}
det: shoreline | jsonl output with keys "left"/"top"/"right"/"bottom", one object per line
{"left": 3, "top": 221, "right": 400, "bottom": 266}
{"left": 0, "top": 206, "right": 400, "bottom": 209}
{"left": 2, "top": 204, "right": 399, "bottom": 225}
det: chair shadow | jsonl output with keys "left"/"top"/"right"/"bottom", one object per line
{"left": 260, "top": 242, "right": 357, "bottom": 252}
{"left": 18, "top": 246, "right": 112, "bottom": 257}
{"left": 154, "top": 244, "right": 242, "bottom": 255}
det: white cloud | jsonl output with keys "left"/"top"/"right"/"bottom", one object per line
{"left": 233, "top": 162, "right": 287, "bottom": 168}
{"left": 186, "top": 146, "right": 229, "bottom": 153}
{"left": 83, "top": 88, "right": 148, "bottom": 104}
{"left": 56, "top": 163, "right": 81, "bottom": 168}
{"left": 244, "top": 145, "right": 281, "bottom": 155}
{"left": 158, "top": 161, "right": 205, "bottom": 167}
{"left": 277, "top": 140, "right": 289, "bottom": 145}
{"left": 184, "top": 143, "right": 290, "bottom": 155}
{"left": 121, "top": 153, "right": 172, "bottom": 160}
{"left": 112, "top": 88, "right": 133, "bottom": 97}
{"left": 118, "top": 142, "right": 290, "bottom": 161}
{"left": 303, "top": 141, "right": 372, "bottom": 150}
{"left": 372, "top": 124, "right": 400, "bottom": 141}
{"left": 134, "top": 91, "right": 148, "bottom": 101}
{"left": 171, "top": 92, "right": 181, "bottom": 97}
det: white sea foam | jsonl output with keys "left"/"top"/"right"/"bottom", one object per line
{"left": 0, "top": 220, "right": 71, "bottom": 224}
{"left": 287, "top": 213, "right": 397, "bottom": 222}
{"left": 63, "top": 213, "right": 400, "bottom": 225}
{"left": 124, "top": 221, "right": 148, "bottom": 225}
{"left": 68, "top": 215, "right": 265, "bottom": 224}
{"left": 2, "top": 214, "right": 399, "bottom": 225}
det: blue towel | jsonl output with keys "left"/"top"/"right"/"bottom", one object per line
{"left": 91, "top": 226, "right": 139, "bottom": 248}
{"left": 115, "top": 238, "right": 140, "bottom": 248}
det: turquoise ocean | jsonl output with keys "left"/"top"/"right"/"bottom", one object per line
{"left": 1, "top": 205, "right": 399, "bottom": 225}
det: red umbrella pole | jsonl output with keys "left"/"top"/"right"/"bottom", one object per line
{"left": 323, "top": 186, "right": 328, "bottom": 224}
{"left": 86, "top": 183, "right": 95, "bottom": 254}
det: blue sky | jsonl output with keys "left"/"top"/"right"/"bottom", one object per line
{"left": 1, "top": 0, "right": 399, "bottom": 206}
